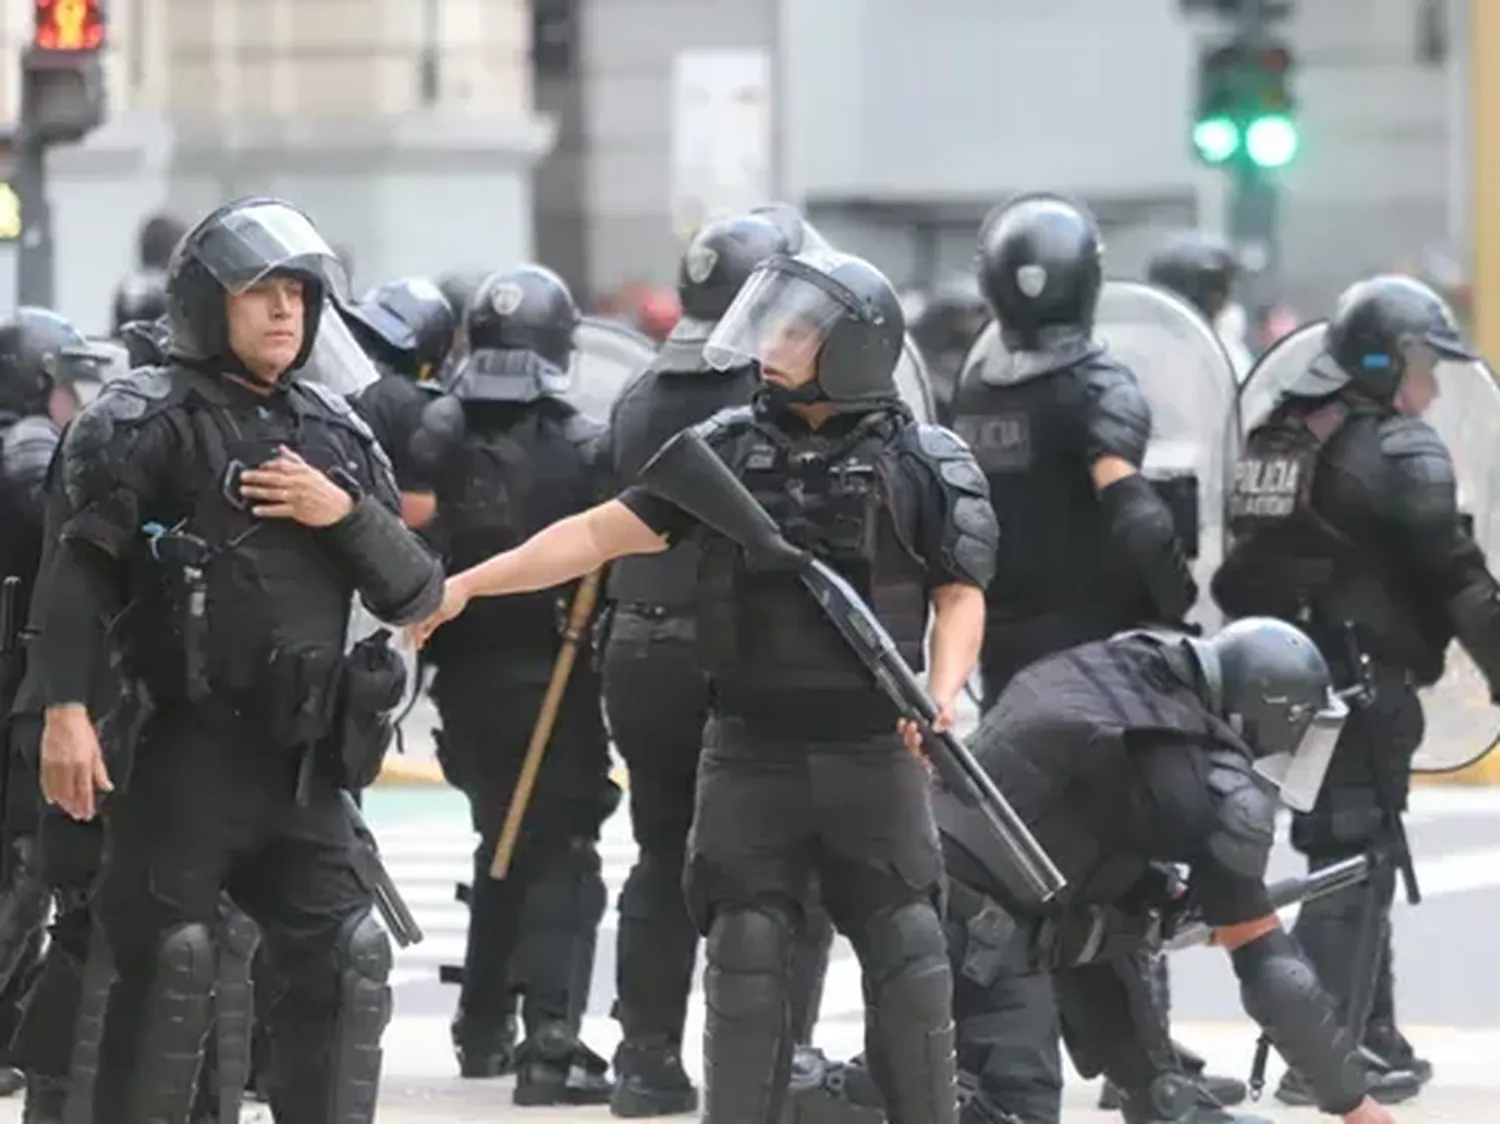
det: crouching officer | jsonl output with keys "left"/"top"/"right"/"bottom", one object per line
{"left": 1216, "top": 275, "right": 1500, "bottom": 1104}
{"left": 818, "top": 622, "right": 1395, "bottom": 1124}
{"left": 26, "top": 196, "right": 443, "bottom": 1124}
{"left": 409, "top": 248, "right": 997, "bottom": 1124}
{"left": 412, "top": 265, "right": 617, "bottom": 1101}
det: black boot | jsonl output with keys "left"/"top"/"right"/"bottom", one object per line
{"left": 20, "top": 1075, "right": 63, "bottom": 1124}
{"left": 1274, "top": 1057, "right": 1422, "bottom": 1107}
{"left": 451, "top": 1011, "right": 519, "bottom": 1079}
{"left": 1364, "top": 937, "right": 1432, "bottom": 1085}
{"left": 514, "top": 1020, "right": 613, "bottom": 1106}
{"left": 612, "top": 1034, "right": 697, "bottom": 1117}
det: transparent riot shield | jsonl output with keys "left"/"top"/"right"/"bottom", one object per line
{"left": 299, "top": 300, "right": 385, "bottom": 397}
{"left": 896, "top": 335, "right": 937, "bottom": 425}
{"left": 566, "top": 317, "right": 658, "bottom": 423}
{"left": 1237, "top": 321, "right": 1500, "bottom": 773}
{"left": 953, "top": 282, "right": 1238, "bottom": 630}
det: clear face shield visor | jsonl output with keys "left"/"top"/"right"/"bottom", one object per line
{"left": 702, "top": 266, "right": 847, "bottom": 378}
{"left": 192, "top": 202, "right": 350, "bottom": 301}
{"left": 300, "top": 301, "right": 384, "bottom": 396}
{"left": 1252, "top": 691, "right": 1349, "bottom": 813}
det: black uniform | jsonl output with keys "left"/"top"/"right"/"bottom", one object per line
{"left": 24, "top": 197, "right": 443, "bottom": 1124}
{"left": 929, "top": 623, "right": 1366, "bottom": 1124}
{"left": 416, "top": 264, "right": 617, "bottom": 1102}
{"left": 945, "top": 196, "right": 1204, "bottom": 1118}
{"left": 618, "top": 248, "right": 997, "bottom": 1124}
{"left": 1214, "top": 275, "right": 1500, "bottom": 1102}
{"left": 602, "top": 212, "right": 841, "bottom": 1117}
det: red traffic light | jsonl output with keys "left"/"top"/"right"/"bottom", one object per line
{"left": 33, "top": 0, "right": 105, "bottom": 52}
{"left": 1259, "top": 44, "right": 1291, "bottom": 73}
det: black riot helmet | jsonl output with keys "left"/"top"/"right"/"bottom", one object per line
{"left": 343, "top": 277, "right": 456, "bottom": 380}
{"left": 677, "top": 214, "right": 791, "bottom": 330}
{"left": 705, "top": 248, "right": 905, "bottom": 411}
{"left": 1147, "top": 232, "right": 1239, "bottom": 319}
{"left": 138, "top": 212, "right": 188, "bottom": 271}
{"left": 1296, "top": 274, "right": 1478, "bottom": 402}
{"left": 111, "top": 269, "right": 169, "bottom": 336}
{"left": 164, "top": 196, "right": 350, "bottom": 376}
{"left": 0, "top": 307, "right": 89, "bottom": 416}
{"left": 976, "top": 194, "right": 1103, "bottom": 350}
{"left": 464, "top": 265, "right": 580, "bottom": 369}
{"left": 911, "top": 276, "right": 990, "bottom": 356}
{"left": 437, "top": 269, "right": 489, "bottom": 322}
{"left": 1183, "top": 617, "right": 1348, "bottom": 813}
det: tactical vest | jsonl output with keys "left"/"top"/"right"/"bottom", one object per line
{"left": 607, "top": 366, "right": 756, "bottom": 607}
{"left": 1222, "top": 399, "right": 1376, "bottom": 621}
{"left": 939, "top": 634, "right": 1240, "bottom": 914}
{"left": 428, "top": 399, "right": 597, "bottom": 662}
{"left": 122, "top": 369, "right": 364, "bottom": 709}
{"left": 696, "top": 412, "right": 927, "bottom": 699}
{"left": 948, "top": 366, "right": 1124, "bottom": 625}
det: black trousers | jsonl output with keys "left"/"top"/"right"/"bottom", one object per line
{"left": 431, "top": 659, "right": 616, "bottom": 1042}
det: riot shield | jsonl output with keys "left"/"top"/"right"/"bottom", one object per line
{"left": 896, "top": 335, "right": 936, "bottom": 424}
{"left": 1237, "top": 321, "right": 1500, "bottom": 773}
{"left": 299, "top": 300, "right": 385, "bottom": 397}
{"left": 566, "top": 317, "right": 657, "bottom": 423}
{"left": 954, "top": 281, "right": 1239, "bottom": 630}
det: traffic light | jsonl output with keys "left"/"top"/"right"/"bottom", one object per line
{"left": 1193, "top": 37, "right": 1299, "bottom": 170}
{"left": 23, "top": 0, "right": 107, "bottom": 146}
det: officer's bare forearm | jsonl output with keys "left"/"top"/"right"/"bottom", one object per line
{"left": 454, "top": 499, "right": 667, "bottom": 600}
{"left": 928, "top": 583, "right": 984, "bottom": 704}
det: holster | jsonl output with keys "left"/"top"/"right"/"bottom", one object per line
{"left": 264, "top": 642, "right": 342, "bottom": 749}
{"left": 323, "top": 630, "right": 407, "bottom": 790}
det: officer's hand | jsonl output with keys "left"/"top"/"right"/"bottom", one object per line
{"left": 239, "top": 446, "right": 355, "bottom": 528}
{"left": 40, "top": 705, "right": 112, "bottom": 822}
{"left": 897, "top": 699, "right": 955, "bottom": 762}
{"left": 1343, "top": 1097, "right": 1395, "bottom": 1124}
{"left": 405, "top": 577, "right": 472, "bottom": 650}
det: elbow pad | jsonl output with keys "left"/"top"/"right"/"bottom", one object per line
{"left": 320, "top": 497, "right": 444, "bottom": 626}
{"left": 1448, "top": 581, "right": 1500, "bottom": 699}
{"left": 1231, "top": 929, "right": 1367, "bottom": 1114}
{"left": 1098, "top": 473, "right": 1197, "bottom": 622}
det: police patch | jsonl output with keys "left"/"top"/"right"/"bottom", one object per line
{"left": 490, "top": 282, "right": 526, "bottom": 317}
{"left": 960, "top": 412, "right": 1032, "bottom": 473}
{"left": 685, "top": 245, "right": 718, "bottom": 284}
{"left": 1016, "top": 264, "right": 1047, "bottom": 299}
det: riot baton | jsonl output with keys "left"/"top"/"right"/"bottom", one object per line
{"left": 638, "top": 429, "right": 1067, "bottom": 906}
{"left": 1163, "top": 854, "right": 1369, "bottom": 951}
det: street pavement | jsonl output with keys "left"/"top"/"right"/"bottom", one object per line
{"left": 327, "top": 781, "right": 1500, "bottom": 1121}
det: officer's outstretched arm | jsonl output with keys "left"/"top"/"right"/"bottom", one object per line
{"left": 1215, "top": 918, "right": 1377, "bottom": 1121}
{"left": 1084, "top": 368, "right": 1197, "bottom": 623}
{"left": 453, "top": 498, "right": 669, "bottom": 602}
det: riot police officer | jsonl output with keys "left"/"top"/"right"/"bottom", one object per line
{"left": 435, "top": 268, "right": 492, "bottom": 380}
{"left": 1146, "top": 234, "right": 1252, "bottom": 377}
{"left": 25, "top": 196, "right": 442, "bottom": 1124}
{"left": 411, "top": 264, "right": 617, "bottom": 1102}
{"left": 948, "top": 194, "right": 1233, "bottom": 1118}
{"left": 602, "top": 212, "right": 792, "bottom": 1116}
{"left": 909, "top": 277, "right": 990, "bottom": 422}
{"left": 111, "top": 270, "right": 169, "bottom": 337}
{"left": 825, "top": 621, "right": 1394, "bottom": 1124}
{"left": 1215, "top": 275, "right": 1500, "bottom": 1104}
{"left": 342, "top": 278, "right": 458, "bottom": 528}
{"left": 411, "top": 248, "right": 998, "bottom": 1124}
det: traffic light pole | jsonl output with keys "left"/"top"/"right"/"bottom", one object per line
{"left": 13, "top": 133, "right": 55, "bottom": 308}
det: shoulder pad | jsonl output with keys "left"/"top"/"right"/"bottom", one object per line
{"left": 2, "top": 415, "right": 59, "bottom": 481}
{"left": 1081, "top": 357, "right": 1151, "bottom": 466}
{"left": 1378, "top": 415, "right": 1451, "bottom": 463}
{"left": 77, "top": 366, "right": 185, "bottom": 430}
{"left": 689, "top": 405, "right": 755, "bottom": 446}
{"left": 903, "top": 423, "right": 988, "bottom": 494}
{"left": 900, "top": 421, "right": 998, "bottom": 588}
{"left": 910, "top": 422, "right": 971, "bottom": 461}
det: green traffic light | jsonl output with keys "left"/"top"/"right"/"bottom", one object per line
{"left": 1192, "top": 116, "right": 1239, "bottom": 164}
{"left": 1246, "top": 114, "right": 1298, "bottom": 168}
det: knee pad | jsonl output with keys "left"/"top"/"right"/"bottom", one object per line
{"left": 338, "top": 909, "right": 394, "bottom": 989}
{"left": 859, "top": 901, "right": 949, "bottom": 986}
{"left": 705, "top": 904, "right": 796, "bottom": 1021}
{"left": 155, "top": 921, "right": 217, "bottom": 991}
